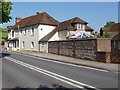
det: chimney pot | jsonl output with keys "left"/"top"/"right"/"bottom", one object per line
{"left": 36, "top": 12, "right": 40, "bottom": 14}
{"left": 16, "top": 17, "right": 22, "bottom": 24}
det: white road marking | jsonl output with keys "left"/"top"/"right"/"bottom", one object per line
{"left": 9, "top": 51, "right": 108, "bottom": 72}
{"left": 4, "top": 56, "right": 97, "bottom": 89}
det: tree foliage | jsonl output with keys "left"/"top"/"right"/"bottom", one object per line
{"left": 104, "top": 21, "right": 115, "bottom": 28}
{"left": 0, "top": 0, "right": 12, "bottom": 23}
{"left": 100, "top": 28, "right": 103, "bottom": 36}
{"left": 102, "top": 32, "right": 111, "bottom": 38}
{"left": 0, "top": 27, "right": 8, "bottom": 45}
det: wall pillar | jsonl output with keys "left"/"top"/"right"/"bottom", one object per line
{"left": 106, "top": 52, "right": 111, "bottom": 63}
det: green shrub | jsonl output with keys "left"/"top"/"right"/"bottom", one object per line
{"left": 102, "top": 32, "right": 111, "bottom": 38}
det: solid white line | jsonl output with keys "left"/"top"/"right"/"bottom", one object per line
{"left": 10, "top": 51, "right": 108, "bottom": 72}
{"left": 5, "top": 56, "right": 97, "bottom": 89}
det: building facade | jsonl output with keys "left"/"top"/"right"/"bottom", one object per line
{"left": 7, "top": 12, "right": 59, "bottom": 52}
{"left": 6, "top": 12, "right": 94, "bottom": 53}
{"left": 56, "top": 17, "right": 93, "bottom": 40}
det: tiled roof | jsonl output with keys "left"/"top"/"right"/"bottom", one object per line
{"left": 110, "top": 23, "right": 120, "bottom": 32}
{"left": 84, "top": 25, "right": 93, "bottom": 31}
{"left": 9, "top": 12, "right": 59, "bottom": 30}
{"left": 70, "top": 17, "right": 88, "bottom": 24}
{"left": 54, "top": 17, "right": 93, "bottom": 31}
{"left": 39, "top": 17, "right": 93, "bottom": 41}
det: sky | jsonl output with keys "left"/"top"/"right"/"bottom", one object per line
{"left": 2, "top": 2, "right": 118, "bottom": 32}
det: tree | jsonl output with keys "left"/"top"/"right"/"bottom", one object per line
{"left": 102, "top": 32, "right": 111, "bottom": 38}
{"left": 100, "top": 28, "right": 103, "bottom": 36}
{"left": 0, "top": 0, "right": 12, "bottom": 23}
{"left": 104, "top": 21, "right": 115, "bottom": 28}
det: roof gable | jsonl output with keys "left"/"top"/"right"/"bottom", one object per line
{"left": 55, "top": 17, "right": 93, "bottom": 31}
{"left": 70, "top": 17, "right": 88, "bottom": 24}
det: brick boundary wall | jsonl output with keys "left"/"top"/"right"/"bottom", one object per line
{"left": 48, "top": 38, "right": 119, "bottom": 63}
{"left": 49, "top": 39, "right": 98, "bottom": 61}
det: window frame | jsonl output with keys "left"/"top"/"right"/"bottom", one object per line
{"left": 12, "top": 31, "right": 14, "bottom": 37}
{"left": 22, "top": 41, "right": 25, "bottom": 48}
{"left": 31, "top": 42, "right": 34, "bottom": 48}
{"left": 31, "top": 27, "right": 34, "bottom": 36}
{"left": 24, "top": 29, "right": 27, "bottom": 36}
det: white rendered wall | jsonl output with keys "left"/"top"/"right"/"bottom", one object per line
{"left": 38, "top": 24, "right": 56, "bottom": 40}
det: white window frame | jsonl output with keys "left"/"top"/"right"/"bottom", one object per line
{"left": 81, "top": 24, "right": 83, "bottom": 29}
{"left": 31, "top": 42, "right": 34, "bottom": 48}
{"left": 20, "top": 30, "right": 22, "bottom": 35}
{"left": 22, "top": 41, "right": 25, "bottom": 48}
{"left": 15, "top": 31, "right": 18, "bottom": 37}
{"left": 77, "top": 24, "right": 84, "bottom": 30}
{"left": 24, "top": 29, "right": 26, "bottom": 35}
{"left": 31, "top": 27, "right": 34, "bottom": 36}
{"left": 12, "top": 31, "right": 14, "bottom": 37}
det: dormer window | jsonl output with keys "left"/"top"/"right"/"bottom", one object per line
{"left": 77, "top": 24, "right": 83, "bottom": 30}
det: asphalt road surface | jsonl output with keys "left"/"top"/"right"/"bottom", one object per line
{"left": 1, "top": 50, "right": 119, "bottom": 89}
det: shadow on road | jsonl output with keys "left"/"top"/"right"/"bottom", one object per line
{"left": 1, "top": 84, "right": 99, "bottom": 90}
{"left": 0, "top": 52, "right": 10, "bottom": 58}
{"left": 1, "top": 83, "right": 74, "bottom": 90}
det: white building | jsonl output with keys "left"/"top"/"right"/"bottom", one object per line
{"left": 7, "top": 12, "right": 59, "bottom": 52}
{"left": 56, "top": 17, "right": 93, "bottom": 40}
{"left": 6, "top": 13, "right": 94, "bottom": 53}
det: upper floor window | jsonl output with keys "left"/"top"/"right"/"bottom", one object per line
{"left": 24, "top": 29, "right": 26, "bottom": 35}
{"left": 20, "top": 30, "right": 22, "bottom": 35}
{"left": 8, "top": 30, "right": 11, "bottom": 36}
{"left": 15, "top": 32, "right": 18, "bottom": 37}
{"left": 31, "top": 27, "right": 34, "bottom": 36}
{"left": 77, "top": 24, "right": 83, "bottom": 30}
{"left": 41, "top": 28, "right": 43, "bottom": 31}
{"left": 12, "top": 31, "right": 14, "bottom": 37}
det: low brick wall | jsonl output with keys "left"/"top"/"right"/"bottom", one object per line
{"left": 75, "top": 40, "right": 97, "bottom": 60}
{"left": 110, "top": 51, "right": 120, "bottom": 63}
{"left": 48, "top": 38, "right": 118, "bottom": 63}
{"left": 49, "top": 39, "right": 98, "bottom": 61}
{"left": 59, "top": 41, "right": 74, "bottom": 57}
{"left": 96, "top": 52, "right": 106, "bottom": 63}
{"left": 48, "top": 41, "right": 59, "bottom": 54}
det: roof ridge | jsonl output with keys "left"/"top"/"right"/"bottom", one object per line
{"left": 9, "top": 12, "right": 59, "bottom": 30}
{"left": 17, "top": 12, "right": 46, "bottom": 24}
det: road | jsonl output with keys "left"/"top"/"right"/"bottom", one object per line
{"left": 1, "top": 50, "right": 119, "bottom": 89}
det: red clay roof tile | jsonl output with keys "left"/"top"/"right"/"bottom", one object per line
{"left": 9, "top": 12, "right": 59, "bottom": 30}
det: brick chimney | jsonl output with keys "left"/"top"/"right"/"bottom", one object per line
{"left": 16, "top": 17, "right": 22, "bottom": 24}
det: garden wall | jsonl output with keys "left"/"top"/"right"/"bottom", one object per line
{"left": 48, "top": 38, "right": 115, "bottom": 63}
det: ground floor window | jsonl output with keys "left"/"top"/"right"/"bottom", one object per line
{"left": 31, "top": 42, "right": 34, "bottom": 48}
{"left": 22, "top": 41, "right": 25, "bottom": 48}
{"left": 14, "top": 41, "right": 16, "bottom": 48}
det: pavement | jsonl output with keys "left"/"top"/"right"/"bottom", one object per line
{"left": 13, "top": 50, "right": 119, "bottom": 72}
